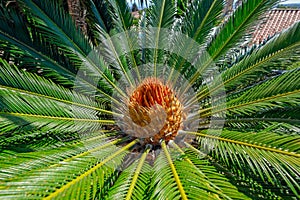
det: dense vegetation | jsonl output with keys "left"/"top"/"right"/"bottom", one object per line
{"left": 0, "top": 0, "right": 299, "bottom": 199}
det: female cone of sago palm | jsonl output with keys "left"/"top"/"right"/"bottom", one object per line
{"left": 110, "top": 57, "right": 203, "bottom": 149}
{"left": 0, "top": 0, "right": 299, "bottom": 199}
{"left": 124, "top": 77, "right": 184, "bottom": 144}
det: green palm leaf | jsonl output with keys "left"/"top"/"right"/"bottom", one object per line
{"left": 0, "top": 135, "right": 132, "bottom": 199}
{"left": 147, "top": 0, "right": 176, "bottom": 76}
{"left": 197, "top": 21, "right": 300, "bottom": 100}
{"left": 187, "top": 0, "right": 280, "bottom": 87}
{"left": 187, "top": 129, "right": 300, "bottom": 197}
{"left": 207, "top": 0, "right": 279, "bottom": 61}
{"left": 105, "top": 148, "right": 151, "bottom": 200}
{"left": 200, "top": 68, "right": 300, "bottom": 118}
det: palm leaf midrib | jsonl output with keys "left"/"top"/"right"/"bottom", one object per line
{"left": 184, "top": 130, "right": 300, "bottom": 157}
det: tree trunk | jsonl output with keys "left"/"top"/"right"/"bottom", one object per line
{"left": 66, "top": 0, "right": 87, "bottom": 34}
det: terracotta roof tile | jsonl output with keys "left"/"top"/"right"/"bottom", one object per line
{"left": 251, "top": 9, "right": 300, "bottom": 45}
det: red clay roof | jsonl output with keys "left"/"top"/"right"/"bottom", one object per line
{"left": 252, "top": 9, "right": 300, "bottom": 45}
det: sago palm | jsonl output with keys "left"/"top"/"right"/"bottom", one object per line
{"left": 0, "top": 0, "right": 299, "bottom": 199}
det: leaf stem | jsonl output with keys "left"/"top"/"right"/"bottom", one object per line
{"left": 44, "top": 139, "right": 138, "bottom": 199}
{"left": 125, "top": 148, "right": 150, "bottom": 200}
{"left": 162, "top": 141, "right": 188, "bottom": 200}
{"left": 183, "top": 131, "right": 300, "bottom": 158}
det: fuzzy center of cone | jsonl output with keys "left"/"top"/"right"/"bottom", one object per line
{"left": 128, "top": 77, "right": 184, "bottom": 144}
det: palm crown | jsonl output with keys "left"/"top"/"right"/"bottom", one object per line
{"left": 0, "top": 0, "right": 299, "bottom": 199}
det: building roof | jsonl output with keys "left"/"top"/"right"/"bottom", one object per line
{"left": 251, "top": 8, "right": 300, "bottom": 45}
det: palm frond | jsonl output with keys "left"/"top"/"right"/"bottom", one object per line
{"left": 0, "top": 0, "right": 299, "bottom": 199}
{"left": 148, "top": 142, "right": 221, "bottom": 199}
{"left": 21, "top": 0, "right": 91, "bottom": 55}
{"left": 197, "top": 21, "right": 300, "bottom": 100}
{"left": 187, "top": 129, "right": 300, "bottom": 197}
{"left": 108, "top": 0, "right": 134, "bottom": 31}
{"left": 44, "top": 140, "right": 137, "bottom": 200}
{"left": 224, "top": 118, "right": 300, "bottom": 131}
{"left": 186, "top": 0, "right": 280, "bottom": 87}
{"left": 201, "top": 68, "right": 300, "bottom": 117}
{"left": 104, "top": 148, "right": 151, "bottom": 200}
{"left": 0, "top": 132, "right": 115, "bottom": 180}
{"left": 166, "top": 0, "right": 223, "bottom": 83}
{"left": 26, "top": 0, "right": 121, "bottom": 95}
{"left": 0, "top": 8, "right": 74, "bottom": 85}
{"left": 208, "top": 0, "right": 279, "bottom": 61}
{"left": 0, "top": 136, "right": 134, "bottom": 199}
{"left": 107, "top": 0, "right": 142, "bottom": 82}
{"left": 183, "top": 146, "right": 254, "bottom": 199}
{"left": 1, "top": 0, "right": 124, "bottom": 103}
{"left": 84, "top": 0, "right": 109, "bottom": 33}
{"left": 0, "top": 59, "right": 114, "bottom": 114}
{"left": 147, "top": 0, "right": 176, "bottom": 77}
{"left": 0, "top": 60, "right": 116, "bottom": 134}
{"left": 181, "top": 0, "right": 223, "bottom": 45}
{"left": 186, "top": 143, "right": 283, "bottom": 199}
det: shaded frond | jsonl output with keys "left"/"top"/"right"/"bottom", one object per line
{"left": 181, "top": 0, "right": 223, "bottom": 45}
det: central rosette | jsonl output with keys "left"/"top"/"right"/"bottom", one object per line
{"left": 127, "top": 77, "right": 184, "bottom": 145}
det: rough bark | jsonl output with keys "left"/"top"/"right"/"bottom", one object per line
{"left": 66, "top": 0, "right": 87, "bottom": 34}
